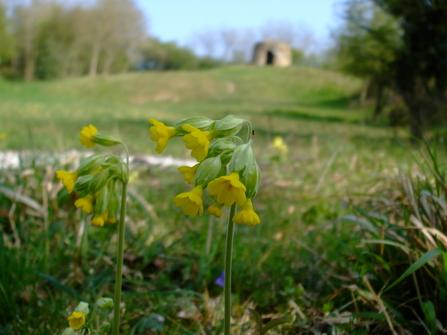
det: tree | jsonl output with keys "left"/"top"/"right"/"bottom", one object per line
{"left": 0, "top": 1, "right": 15, "bottom": 68}
{"left": 85, "top": 0, "right": 145, "bottom": 76}
{"left": 333, "top": 0, "right": 401, "bottom": 118}
{"left": 372, "top": 0, "right": 447, "bottom": 138}
{"left": 11, "top": 0, "right": 52, "bottom": 81}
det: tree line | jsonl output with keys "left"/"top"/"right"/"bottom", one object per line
{"left": 0, "top": 0, "right": 223, "bottom": 80}
{"left": 334, "top": 0, "right": 447, "bottom": 139}
{"left": 0, "top": 0, "right": 318, "bottom": 81}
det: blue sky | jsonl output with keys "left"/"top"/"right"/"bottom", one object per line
{"left": 135, "top": 0, "right": 341, "bottom": 47}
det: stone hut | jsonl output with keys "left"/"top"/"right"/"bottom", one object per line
{"left": 252, "top": 40, "right": 292, "bottom": 67}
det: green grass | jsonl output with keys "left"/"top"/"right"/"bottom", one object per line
{"left": 0, "top": 65, "right": 394, "bottom": 155}
{"left": 2, "top": 65, "right": 441, "bottom": 334}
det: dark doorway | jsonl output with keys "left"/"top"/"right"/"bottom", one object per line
{"left": 266, "top": 50, "right": 274, "bottom": 65}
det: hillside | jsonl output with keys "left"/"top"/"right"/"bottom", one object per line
{"left": 0, "top": 65, "right": 383, "bottom": 154}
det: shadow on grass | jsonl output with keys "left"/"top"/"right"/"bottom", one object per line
{"left": 254, "top": 109, "right": 389, "bottom": 128}
{"left": 252, "top": 126, "right": 405, "bottom": 145}
{"left": 302, "top": 96, "right": 356, "bottom": 110}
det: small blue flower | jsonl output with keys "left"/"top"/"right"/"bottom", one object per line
{"left": 215, "top": 271, "right": 225, "bottom": 287}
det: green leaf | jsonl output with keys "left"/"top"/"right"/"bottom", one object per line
{"left": 361, "top": 239, "right": 412, "bottom": 253}
{"left": 384, "top": 249, "right": 444, "bottom": 292}
{"left": 443, "top": 253, "right": 447, "bottom": 278}
{"left": 247, "top": 308, "right": 262, "bottom": 334}
{"left": 37, "top": 272, "right": 83, "bottom": 300}
{"left": 351, "top": 312, "right": 386, "bottom": 321}
{"left": 422, "top": 301, "right": 437, "bottom": 335}
{"left": 214, "top": 321, "right": 224, "bottom": 335}
{"left": 262, "top": 317, "right": 291, "bottom": 334}
{"left": 176, "top": 330, "right": 201, "bottom": 335}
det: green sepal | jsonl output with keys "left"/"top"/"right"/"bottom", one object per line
{"left": 75, "top": 301, "right": 90, "bottom": 315}
{"left": 74, "top": 175, "right": 94, "bottom": 192}
{"left": 107, "top": 164, "right": 123, "bottom": 178}
{"left": 96, "top": 298, "right": 114, "bottom": 309}
{"left": 213, "top": 115, "right": 245, "bottom": 137}
{"left": 229, "top": 140, "right": 254, "bottom": 175}
{"left": 75, "top": 154, "right": 106, "bottom": 176}
{"left": 88, "top": 169, "right": 110, "bottom": 194}
{"left": 241, "top": 161, "right": 261, "bottom": 199}
{"left": 95, "top": 180, "right": 111, "bottom": 216}
{"left": 208, "top": 140, "right": 236, "bottom": 157}
{"left": 194, "top": 157, "right": 222, "bottom": 186}
{"left": 120, "top": 162, "right": 129, "bottom": 182}
{"left": 173, "top": 116, "right": 215, "bottom": 133}
{"left": 104, "top": 155, "right": 121, "bottom": 165}
{"left": 99, "top": 322, "right": 111, "bottom": 333}
{"left": 93, "top": 132, "right": 122, "bottom": 147}
{"left": 62, "top": 328, "right": 75, "bottom": 335}
{"left": 107, "top": 182, "right": 120, "bottom": 222}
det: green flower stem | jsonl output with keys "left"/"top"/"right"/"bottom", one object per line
{"left": 112, "top": 182, "right": 128, "bottom": 335}
{"left": 224, "top": 204, "right": 237, "bottom": 335}
{"left": 86, "top": 304, "right": 99, "bottom": 326}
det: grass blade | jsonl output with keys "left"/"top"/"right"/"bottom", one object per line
{"left": 384, "top": 249, "right": 444, "bottom": 292}
{"left": 421, "top": 301, "right": 437, "bottom": 335}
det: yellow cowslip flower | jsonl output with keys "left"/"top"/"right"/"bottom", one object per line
{"left": 91, "top": 212, "right": 108, "bottom": 227}
{"left": 79, "top": 125, "right": 98, "bottom": 148}
{"left": 182, "top": 124, "right": 214, "bottom": 162}
{"left": 149, "top": 119, "right": 178, "bottom": 154}
{"left": 272, "top": 136, "right": 288, "bottom": 154}
{"left": 68, "top": 311, "right": 85, "bottom": 330}
{"left": 173, "top": 185, "right": 204, "bottom": 218}
{"left": 56, "top": 170, "right": 79, "bottom": 194}
{"left": 208, "top": 172, "right": 246, "bottom": 207}
{"left": 74, "top": 194, "right": 94, "bottom": 214}
{"left": 232, "top": 199, "right": 260, "bottom": 226}
{"left": 178, "top": 164, "right": 199, "bottom": 185}
{"left": 207, "top": 202, "right": 224, "bottom": 218}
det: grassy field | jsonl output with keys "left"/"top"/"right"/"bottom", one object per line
{"left": 1, "top": 66, "right": 444, "bottom": 334}
{"left": 0, "top": 65, "right": 393, "bottom": 153}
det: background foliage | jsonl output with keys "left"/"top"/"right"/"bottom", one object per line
{"left": 1, "top": 0, "right": 447, "bottom": 333}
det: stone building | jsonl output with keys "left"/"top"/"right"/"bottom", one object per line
{"left": 252, "top": 40, "right": 292, "bottom": 67}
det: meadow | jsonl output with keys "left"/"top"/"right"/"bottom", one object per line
{"left": 1, "top": 66, "right": 445, "bottom": 334}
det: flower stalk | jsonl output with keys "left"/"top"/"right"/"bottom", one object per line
{"left": 112, "top": 181, "right": 127, "bottom": 335}
{"left": 224, "top": 204, "right": 237, "bottom": 335}
{"left": 148, "top": 116, "right": 262, "bottom": 335}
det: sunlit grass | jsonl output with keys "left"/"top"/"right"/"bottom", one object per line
{"left": 2, "top": 65, "right": 438, "bottom": 334}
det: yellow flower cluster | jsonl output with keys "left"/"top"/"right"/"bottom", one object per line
{"left": 68, "top": 311, "right": 85, "bottom": 330}
{"left": 56, "top": 125, "right": 126, "bottom": 227}
{"left": 63, "top": 299, "right": 113, "bottom": 334}
{"left": 148, "top": 116, "right": 261, "bottom": 226}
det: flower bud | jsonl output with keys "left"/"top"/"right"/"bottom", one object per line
{"left": 74, "top": 175, "right": 93, "bottom": 192}
{"left": 88, "top": 169, "right": 110, "bottom": 194}
{"left": 62, "top": 328, "right": 75, "bottom": 335}
{"left": 194, "top": 157, "right": 222, "bottom": 186}
{"left": 213, "top": 115, "right": 245, "bottom": 137}
{"left": 95, "top": 180, "right": 111, "bottom": 215}
{"left": 241, "top": 162, "right": 261, "bottom": 199}
{"left": 99, "top": 322, "right": 111, "bottom": 333}
{"left": 75, "top": 155, "right": 106, "bottom": 176}
{"left": 96, "top": 298, "right": 114, "bottom": 309}
{"left": 208, "top": 140, "right": 236, "bottom": 157}
{"left": 174, "top": 116, "right": 215, "bottom": 133}
{"left": 93, "top": 132, "right": 122, "bottom": 147}
{"left": 75, "top": 301, "right": 89, "bottom": 315}
{"left": 229, "top": 141, "right": 255, "bottom": 176}
{"left": 104, "top": 155, "right": 121, "bottom": 165}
